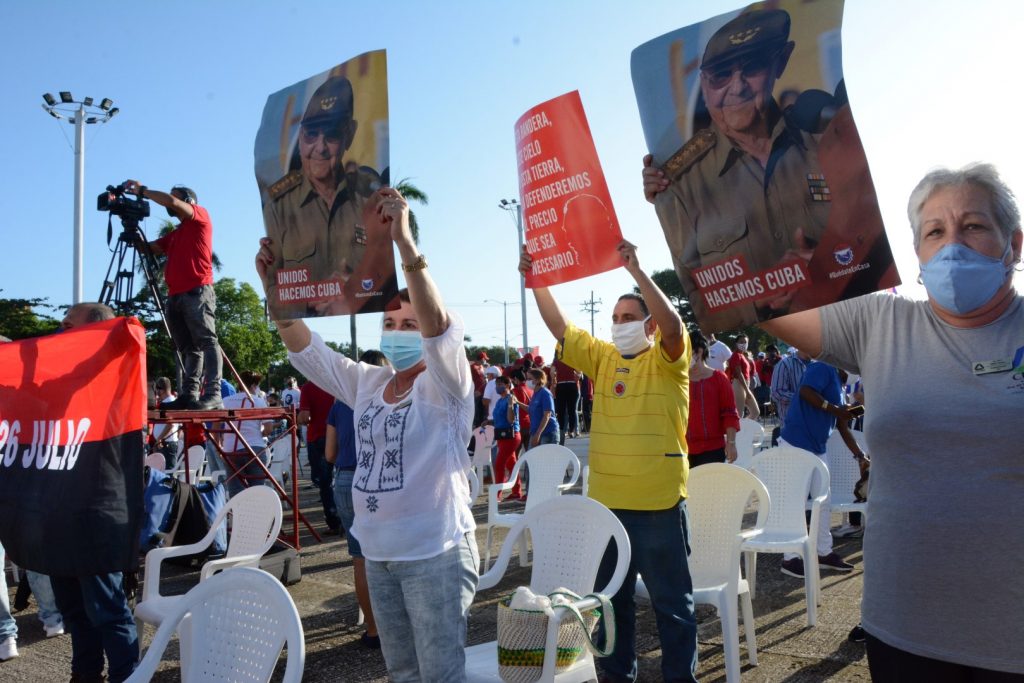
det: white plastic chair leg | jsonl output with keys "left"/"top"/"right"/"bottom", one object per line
{"left": 740, "top": 591, "right": 758, "bottom": 666}
{"left": 720, "top": 598, "right": 741, "bottom": 683}
{"left": 802, "top": 542, "right": 818, "bottom": 627}
{"left": 483, "top": 525, "right": 495, "bottom": 572}
{"left": 518, "top": 528, "right": 530, "bottom": 568}
{"left": 744, "top": 551, "right": 757, "bottom": 599}
{"left": 356, "top": 607, "right": 364, "bottom": 627}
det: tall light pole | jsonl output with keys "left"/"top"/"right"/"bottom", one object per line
{"left": 484, "top": 299, "right": 511, "bottom": 365}
{"left": 499, "top": 198, "right": 528, "bottom": 354}
{"left": 41, "top": 92, "right": 118, "bottom": 304}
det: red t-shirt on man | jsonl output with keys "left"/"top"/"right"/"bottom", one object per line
{"left": 155, "top": 205, "right": 214, "bottom": 295}
{"left": 300, "top": 381, "right": 335, "bottom": 443}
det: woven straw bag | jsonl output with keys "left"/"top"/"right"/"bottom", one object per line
{"left": 495, "top": 589, "right": 615, "bottom": 683}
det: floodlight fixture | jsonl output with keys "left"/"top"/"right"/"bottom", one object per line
{"left": 40, "top": 90, "right": 120, "bottom": 304}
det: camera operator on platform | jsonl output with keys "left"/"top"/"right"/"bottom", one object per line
{"left": 125, "top": 181, "right": 223, "bottom": 410}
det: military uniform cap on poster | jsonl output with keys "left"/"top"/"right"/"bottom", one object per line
{"left": 632, "top": 1, "right": 900, "bottom": 334}
{"left": 254, "top": 52, "right": 398, "bottom": 321}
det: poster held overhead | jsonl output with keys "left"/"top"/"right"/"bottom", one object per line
{"left": 516, "top": 90, "right": 624, "bottom": 288}
{"left": 254, "top": 50, "right": 399, "bottom": 320}
{"left": 631, "top": 1, "right": 899, "bottom": 333}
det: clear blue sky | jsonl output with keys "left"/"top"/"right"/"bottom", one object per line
{"left": 3, "top": 0, "right": 1022, "bottom": 360}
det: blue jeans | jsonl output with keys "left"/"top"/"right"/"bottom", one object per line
{"left": 308, "top": 437, "right": 340, "bottom": 529}
{"left": 223, "top": 446, "right": 269, "bottom": 498}
{"left": 26, "top": 571, "right": 63, "bottom": 629}
{"left": 532, "top": 428, "right": 559, "bottom": 447}
{"left": 332, "top": 468, "right": 362, "bottom": 557}
{"left": 595, "top": 500, "right": 697, "bottom": 683}
{"left": 366, "top": 532, "right": 479, "bottom": 682}
{"left": 0, "top": 543, "right": 16, "bottom": 641}
{"left": 50, "top": 573, "right": 138, "bottom": 682}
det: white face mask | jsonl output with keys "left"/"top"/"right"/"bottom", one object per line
{"left": 526, "top": 380, "right": 537, "bottom": 389}
{"left": 611, "top": 317, "right": 653, "bottom": 356}
{"left": 736, "top": 342, "right": 748, "bottom": 352}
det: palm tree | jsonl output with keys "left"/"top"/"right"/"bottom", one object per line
{"left": 393, "top": 177, "right": 428, "bottom": 244}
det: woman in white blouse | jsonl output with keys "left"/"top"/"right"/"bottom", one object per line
{"left": 256, "top": 187, "right": 477, "bottom": 681}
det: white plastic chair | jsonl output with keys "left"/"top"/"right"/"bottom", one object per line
{"left": 172, "top": 444, "right": 207, "bottom": 483}
{"left": 741, "top": 446, "right": 829, "bottom": 626}
{"left": 825, "top": 430, "right": 868, "bottom": 522}
{"left": 145, "top": 452, "right": 167, "bottom": 471}
{"left": 465, "top": 496, "right": 631, "bottom": 683}
{"left": 484, "top": 444, "right": 580, "bottom": 571}
{"left": 638, "top": 464, "right": 770, "bottom": 682}
{"left": 733, "top": 418, "right": 765, "bottom": 470}
{"left": 126, "top": 567, "right": 304, "bottom": 683}
{"left": 135, "top": 486, "right": 284, "bottom": 645}
{"left": 471, "top": 425, "right": 495, "bottom": 485}
{"left": 467, "top": 465, "right": 482, "bottom": 502}
{"left": 267, "top": 435, "right": 294, "bottom": 488}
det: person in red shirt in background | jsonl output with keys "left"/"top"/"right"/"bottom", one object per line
{"left": 579, "top": 373, "right": 594, "bottom": 434}
{"left": 300, "top": 380, "right": 342, "bottom": 534}
{"left": 552, "top": 357, "right": 581, "bottom": 444}
{"left": 727, "top": 334, "right": 760, "bottom": 419}
{"left": 470, "top": 351, "right": 488, "bottom": 427}
{"left": 510, "top": 369, "right": 533, "bottom": 456}
{"left": 687, "top": 333, "right": 740, "bottom": 468}
{"left": 126, "top": 180, "right": 223, "bottom": 410}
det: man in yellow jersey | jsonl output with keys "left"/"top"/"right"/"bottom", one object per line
{"left": 519, "top": 240, "right": 695, "bottom": 683}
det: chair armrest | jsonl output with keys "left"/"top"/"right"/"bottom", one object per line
{"left": 738, "top": 529, "right": 763, "bottom": 542}
{"left": 199, "top": 552, "right": 263, "bottom": 581}
{"left": 141, "top": 537, "right": 215, "bottom": 602}
{"left": 477, "top": 518, "right": 528, "bottom": 590}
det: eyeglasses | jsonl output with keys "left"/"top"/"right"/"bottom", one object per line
{"left": 701, "top": 52, "right": 779, "bottom": 90}
{"left": 300, "top": 126, "right": 344, "bottom": 145}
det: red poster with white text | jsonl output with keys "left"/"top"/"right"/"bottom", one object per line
{"left": 515, "top": 91, "right": 623, "bottom": 287}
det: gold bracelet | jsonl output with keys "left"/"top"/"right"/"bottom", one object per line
{"left": 402, "top": 254, "right": 427, "bottom": 273}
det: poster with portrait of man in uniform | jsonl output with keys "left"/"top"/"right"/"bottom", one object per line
{"left": 254, "top": 50, "right": 399, "bottom": 320}
{"left": 632, "top": 0, "right": 900, "bottom": 333}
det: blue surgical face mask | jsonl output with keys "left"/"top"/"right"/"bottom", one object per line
{"left": 379, "top": 330, "right": 423, "bottom": 371}
{"left": 919, "top": 242, "right": 1012, "bottom": 315}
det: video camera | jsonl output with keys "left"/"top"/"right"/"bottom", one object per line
{"left": 97, "top": 182, "right": 150, "bottom": 221}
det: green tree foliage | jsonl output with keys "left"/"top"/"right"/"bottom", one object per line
{"left": 213, "top": 278, "right": 286, "bottom": 378}
{"left": 465, "top": 344, "right": 520, "bottom": 367}
{"left": 0, "top": 296, "right": 60, "bottom": 340}
{"left": 393, "top": 178, "right": 427, "bottom": 244}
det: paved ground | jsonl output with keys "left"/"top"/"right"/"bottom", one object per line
{"left": 3, "top": 433, "right": 871, "bottom": 681}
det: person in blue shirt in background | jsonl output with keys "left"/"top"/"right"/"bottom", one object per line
{"left": 778, "top": 361, "right": 868, "bottom": 579}
{"left": 325, "top": 349, "right": 389, "bottom": 650}
{"left": 526, "top": 367, "right": 559, "bottom": 449}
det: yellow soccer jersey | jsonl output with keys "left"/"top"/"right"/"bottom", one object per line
{"left": 558, "top": 323, "right": 690, "bottom": 510}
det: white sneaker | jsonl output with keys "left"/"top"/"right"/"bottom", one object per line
{"left": 44, "top": 622, "right": 65, "bottom": 638}
{"left": 832, "top": 524, "right": 864, "bottom": 538}
{"left": 0, "top": 636, "right": 18, "bottom": 661}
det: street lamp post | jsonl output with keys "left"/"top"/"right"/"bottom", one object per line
{"left": 484, "top": 299, "right": 510, "bottom": 365}
{"left": 499, "top": 198, "right": 528, "bottom": 354}
{"left": 41, "top": 92, "right": 118, "bottom": 304}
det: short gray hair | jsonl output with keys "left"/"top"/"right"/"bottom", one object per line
{"left": 907, "top": 163, "right": 1020, "bottom": 250}
{"left": 68, "top": 302, "right": 116, "bottom": 323}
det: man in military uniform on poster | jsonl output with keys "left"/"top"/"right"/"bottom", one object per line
{"left": 644, "top": 9, "right": 832, "bottom": 331}
{"left": 263, "top": 75, "right": 387, "bottom": 319}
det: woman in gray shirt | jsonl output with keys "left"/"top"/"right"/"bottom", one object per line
{"left": 762, "top": 163, "right": 1024, "bottom": 679}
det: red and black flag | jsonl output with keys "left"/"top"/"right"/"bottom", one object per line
{"left": 0, "top": 318, "right": 147, "bottom": 576}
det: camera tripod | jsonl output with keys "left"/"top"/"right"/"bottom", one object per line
{"left": 99, "top": 216, "right": 184, "bottom": 376}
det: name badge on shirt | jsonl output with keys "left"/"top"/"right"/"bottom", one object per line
{"left": 972, "top": 359, "right": 1012, "bottom": 375}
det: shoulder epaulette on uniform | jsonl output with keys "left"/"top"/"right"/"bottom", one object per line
{"left": 661, "top": 128, "right": 717, "bottom": 180}
{"left": 268, "top": 170, "right": 303, "bottom": 201}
